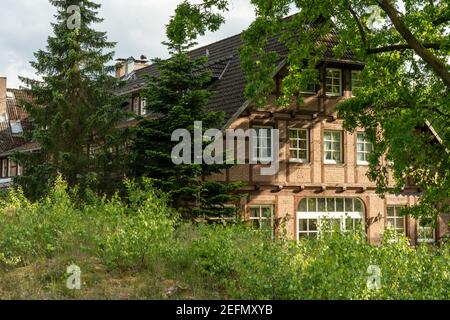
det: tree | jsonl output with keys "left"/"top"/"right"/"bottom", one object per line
{"left": 167, "top": 0, "right": 449, "bottom": 222}
{"left": 17, "top": 0, "right": 132, "bottom": 199}
{"left": 133, "top": 39, "right": 241, "bottom": 218}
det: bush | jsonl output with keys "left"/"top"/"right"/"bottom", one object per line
{"left": 0, "top": 178, "right": 448, "bottom": 299}
{"left": 0, "top": 176, "right": 178, "bottom": 272}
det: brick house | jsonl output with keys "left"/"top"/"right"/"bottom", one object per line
{"left": 0, "top": 77, "right": 36, "bottom": 189}
{"left": 116, "top": 31, "right": 449, "bottom": 245}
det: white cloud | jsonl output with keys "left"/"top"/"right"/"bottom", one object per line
{"left": 0, "top": 0, "right": 256, "bottom": 88}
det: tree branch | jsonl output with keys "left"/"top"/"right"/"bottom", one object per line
{"left": 347, "top": 5, "right": 368, "bottom": 48}
{"left": 377, "top": 0, "right": 450, "bottom": 89}
{"left": 367, "top": 43, "right": 448, "bottom": 54}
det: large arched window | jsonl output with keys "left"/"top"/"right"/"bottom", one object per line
{"left": 297, "top": 198, "right": 365, "bottom": 239}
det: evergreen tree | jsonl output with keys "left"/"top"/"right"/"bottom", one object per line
{"left": 17, "top": 0, "right": 131, "bottom": 199}
{"left": 133, "top": 42, "right": 241, "bottom": 218}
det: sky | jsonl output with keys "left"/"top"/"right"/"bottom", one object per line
{"left": 0, "top": 0, "right": 258, "bottom": 88}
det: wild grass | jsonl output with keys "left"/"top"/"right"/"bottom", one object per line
{"left": 0, "top": 176, "right": 448, "bottom": 300}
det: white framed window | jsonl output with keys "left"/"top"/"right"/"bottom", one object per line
{"left": 9, "top": 161, "right": 17, "bottom": 177}
{"left": 386, "top": 206, "right": 406, "bottom": 238}
{"left": 1, "top": 159, "right": 8, "bottom": 178}
{"left": 417, "top": 219, "right": 436, "bottom": 244}
{"left": 351, "top": 70, "right": 363, "bottom": 96}
{"left": 326, "top": 68, "right": 342, "bottom": 96}
{"left": 133, "top": 97, "right": 140, "bottom": 114}
{"left": 297, "top": 198, "right": 365, "bottom": 239}
{"left": 324, "top": 130, "right": 343, "bottom": 164}
{"left": 249, "top": 205, "right": 274, "bottom": 234}
{"left": 289, "top": 129, "right": 309, "bottom": 163}
{"left": 252, "top": 126, "right": 273, "bottom": 162}
{"left": 357, "top": 132, "right": 373, "bottom": 165}
{"left": 140, "top": 97, "right": 147, "bottom": 115}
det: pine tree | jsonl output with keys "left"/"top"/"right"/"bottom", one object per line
{"left": 16, "top": 0, "right": 132, "bottom": 199}
{"left": 133, "top": 43, "right": 241, "bottom": 218}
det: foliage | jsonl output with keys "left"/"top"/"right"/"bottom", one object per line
{"left": 0, "top": 180, "right": 448, "bottom": 299}
{"left": 166, "top": 0, "right": 450, "bottom": 222}
{"left": 0, "top": 176, "right": 178, "bottom": 271}
{"left": 16, "top": 0, "right": 132, "bottom": 200}
{"left": 132, "top": 29, "right": 241, "bottom": 218}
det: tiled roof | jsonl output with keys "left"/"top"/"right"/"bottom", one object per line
{"left": 0, "top": 88, "right": 35, "bottom": 156}
{"left": 116, "top": 26, "right": 361, "bottom": 124}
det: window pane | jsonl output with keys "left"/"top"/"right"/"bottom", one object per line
{"left": 309, "top": 219, "right": 318, "bottom": 231}
{"left": 318, "top": 198, "right": 326, "bottom": 211}
{"left": 354, "top": 200, "right": 363, "bottom": 213}
{"left": 326, "top": 198, "right": 335, "bottom": 212}
{"left": 299, "top": 219, "right": 308, "bottom": 231}
{"left": 345, "top": 198, "right": 353, "bottom": 212}
{"left": 308, "top": 198, "right": 317, "bottom": 212}
{"left": 333, "top": 152, "right": 341, "bottom": 161}
{"left": 336, "top": 198, "right": 344, "bottom": 211}
{"left": 396, "top": 218, "right": 404, "bottom": 230}
{"left": 262, "top": 207, "right": 272, "bottom": 219}
{"left": 250, "top": 208, "right": 259, "bottom": 218}
{"left": 299, "top": 200, "right": 307, "bottom": 212}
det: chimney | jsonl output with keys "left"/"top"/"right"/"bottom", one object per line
{"left": 115, "top": 56, "right": 149, "bottom": 79}
{"left": 0, "top": 76, "right": 6, "bottom": 119}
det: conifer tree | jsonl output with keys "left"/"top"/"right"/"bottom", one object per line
{"left": 17, "top": 0, "right": 131, "bottom": 199}
{"left": 133, "top": 40, "right": 241, "bottom": 218}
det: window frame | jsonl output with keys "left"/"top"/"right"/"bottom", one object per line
{"left": 324, "top": 130, "right": 343, "bottom": 164}
{"left": 289, "top": 128, "right": 309, "bottom": 163}
{"left": 297, "top": 197, "right": 365, "bottom": 240}
{"left": 140, "top": 97, "right": 147, "bottom": 115}
{"left": 325, "top": 68, "right": 342, "bottom": 97}
{"left": 251, "top": 126, "right": 274, "bottom": 163}
{"left": 417, "top": 219, "right": 436, "bottom": 244}
{"left": 249, "top": 205, "right": 274, "bottom": 235}
{"left": 386, "top": 206, "right": 406, "bottom": 238}
{"left": 356, "top": 132, "right": 373, "bottom": 166}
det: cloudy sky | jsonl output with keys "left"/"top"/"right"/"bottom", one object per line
{"left": 0, "top": 0, "right": 258, "bottom": 88}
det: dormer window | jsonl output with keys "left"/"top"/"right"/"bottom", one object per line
{"left": 10, "top": 120, "right": 23, "bottom": 135}
{"left": 326, "top": 68, "right": 342, "bottom": 97}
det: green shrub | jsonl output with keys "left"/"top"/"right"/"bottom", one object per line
{"left": 0, "top": 177, "right": 448, "bottom": 300}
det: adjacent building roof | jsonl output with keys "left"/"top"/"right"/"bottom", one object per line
{"left": 116, "top": 27, "right": 362, "bottom": 125}
{"left": 0, "top": 88, "right": 33, "bottom": 157}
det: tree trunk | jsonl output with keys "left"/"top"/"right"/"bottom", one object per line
{"left": 378, "top": 0, "right": 450, "bottom": 90}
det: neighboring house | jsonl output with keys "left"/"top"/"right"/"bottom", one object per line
{"left": 116, "top": 31, "right": 449, "bottom": 245}
{"left": 0, "top": 77, "right": 36, "bottom": 188}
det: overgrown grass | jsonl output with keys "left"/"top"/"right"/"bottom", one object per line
{"left": 0, "top": 177, "right": 448, "bottom": 300}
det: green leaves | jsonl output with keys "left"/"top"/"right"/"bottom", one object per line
{"left": 17, "top": 0, "right": 131, "bottom": 199}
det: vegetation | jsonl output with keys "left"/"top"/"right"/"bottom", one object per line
{"left": 133, "top": 25, "right": 241, "bottom": 218}
{"left": 0, "top": 179, "right": 448, "bottom": 300}
{"left": 167, "top": 0, "right": 450, "bottom": 222}
{"left": 17, "top": 0, "right": 132, "bottom": 200}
